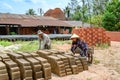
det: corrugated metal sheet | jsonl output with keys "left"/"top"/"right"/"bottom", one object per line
{"left": 0, "top": 13, "right": 72, "bottom": 27}
{"left": 64, "top": 21, "right": 91, "bottom": 27}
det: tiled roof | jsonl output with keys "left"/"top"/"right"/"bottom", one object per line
{"left": 0, "top": 13, "right": 71, "bottom": 27}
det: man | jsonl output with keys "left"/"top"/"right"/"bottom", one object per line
{"left": 38, "top": 30, "right": 51, "bottom": 49}
{"left": 70, "top": 34, "right": 88, "bottom": 57}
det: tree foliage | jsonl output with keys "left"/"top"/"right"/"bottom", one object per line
{"left": 65, "top": 0, "right": 81, "bottom": 20}
{"left": 102, "top": 0, "right": 120, "bottom": 31}
{"left": 63, "top": 0, "right": 120, "bottom": 31}
{"left": 26, "top": 9, "right": 36, "bottom": 15}
{"left": 64, "top": 0, "right": 89, "bottom": 22}
{"left": 38, "top": 8, "right": 44, "bottom": 16}
{"left": 90, "top": 15, "right": 103, "bottom": 27}
{"left": 102, "top": 12, "right": 117, "bottom": 31}
{"left": 71, "top": 5, "right": 82, "bottom": 20}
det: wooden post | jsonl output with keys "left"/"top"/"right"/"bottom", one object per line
{"left": 6, "top": 25, "right": 10, "bottom": 35}
{"left": 58, "top": 27, "right": 60, "bottom": 34}
{"left": 17, "top": 25, "right": 21, "bottom": 35}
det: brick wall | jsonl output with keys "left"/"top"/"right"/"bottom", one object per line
{"left": 72, "top": 28, "right": 110, "bottom": 46}
{"left": 106, "top": 31, "right": 120, "bottom": 42}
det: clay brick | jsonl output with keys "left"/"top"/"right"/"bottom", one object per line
{"left": 0, "top": 73, "right": 9, "bottom": 80}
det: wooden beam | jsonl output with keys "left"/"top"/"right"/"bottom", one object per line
{"left": 17, "top": 25, "right": 21, "bottom": 35}
{"left": 6, "top": 25, "right": 10, "bottom": 35}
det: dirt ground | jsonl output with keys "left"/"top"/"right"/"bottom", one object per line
{"left": 51, "top": 41, "right": 120, "bottom": 80}
{"left": 0, "top": 41, "right": 120, "bottom": 80}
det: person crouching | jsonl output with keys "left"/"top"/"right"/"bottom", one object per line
{"left": 70, "top": 34, "right": 88, "bottom": 57}
{"left": 38, "top": 30, "right": 51, "bottom": 50}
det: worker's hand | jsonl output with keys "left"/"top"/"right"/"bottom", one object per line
{"left": 71, "top": 53, "right": 75, "bottom": 56}
{"left": 72, "top": 51, "right": 75, "bottom": 55}
{"left": 73, "top": 44, "right": 77, "bottom": 47}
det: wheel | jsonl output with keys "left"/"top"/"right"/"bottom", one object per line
{"left": 87, "top": 47, "right": 94, "bottom": 64}
{"left": 88, "top": 53, "right": 93, "bottom": 63}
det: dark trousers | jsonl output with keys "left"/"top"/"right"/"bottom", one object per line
{"left": 45, "top": 44, "right": 51, "bottom": 49}
{"left": 80, "top": 48, "right": 87, "bottom": 57}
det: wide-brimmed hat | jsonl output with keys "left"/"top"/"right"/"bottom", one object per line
{"left": 70, "top": 34, "right": 79, "bottom": 39}
{"left": 37, "top": 30, "right": 43, "bottom": 34}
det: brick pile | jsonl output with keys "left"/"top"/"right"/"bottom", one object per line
{"left": 0, "top": 58, "right": 9, "bottom": 80}
{"left": 0, "top": 54, "right": 21, "bottom": 80}
{"left": 0, "top": 52, "right": 51, "bottom": 80}
{"left": 18, "top": 52, "right": 51, "bottom": 80}
{"left": 62, "top": 54, "right": 78, "bottom": 75}
{"left": 72, "top": 28, "right": 110, "bottom": 46}
{"left": 57, "top": 54, "right": 73, "bottom": 75}
{"left": 44, "top": 8, "right": 66, "bottom": 20}
{"left": 37, "top": 50, "right": 88, "bottom": 77}
{"left": 48, "top": 55, "right": 66, "bottom": 77}
{"left": 7, "top": 53, "right": 33, "bottom": 80}
{"left": 0, "top": 50, "right": 89, "bottom": 79}
{"left": 35, "top": 57, "right": 51, "bottom": 80}
{"left": 17, "top": 52, "right": 44, "bottom": 80}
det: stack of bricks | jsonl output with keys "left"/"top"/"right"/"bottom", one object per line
{"left": 30, "top": 52, "right": 52, "bottom": 80}
{"left": 30, "top": 52, "right": 51, "bottom": 80}
{"left": 63, "top": 54, "right": 79, "bottom": 74}
{"left": 72, "top": 28, "right": 110, "bottom": 46}
{"left": 37, "top": 50, "right": 88, "bottom": 77}
{"left": 17, "top": 52, "right": 44, "bottom": 80}
{"left": 0, "top": 50, "right": 88, "bottom": 79}
{"left": 37, "top": 50, "right": 52, "bottom": 59}
{"left": 80, "top": 57, "right": 88, "bottom": 70}
{"left": 48, "top": 55, "right": 66, "bottom": 77}
{"left": 0, "top": 52, "right": 52, "bottom": 80}
{"left": 18, "top": 52, "right": 51, "bottom": 80}
{"left": 0, "top": 56, "right": 9, "bottom": 80}
{"left": 7, "top": 53, "right": 33, "bottom": 80}
{"left": 57, "top": 55, "right": 73, "bottom": 75}
{"left": 35, "top": 56, "right": 51, "bottom": 80}
{"left": 0, "top": 54, "right": 21, "bottom": 80}
{"left": 74, "top": 56, "right": 84, "bottom": 72}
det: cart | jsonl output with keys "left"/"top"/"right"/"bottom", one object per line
{"left": 74, "top": 47, "right": 94, "bottom": 64}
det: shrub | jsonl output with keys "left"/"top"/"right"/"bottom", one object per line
{"left": 0, "top": 41, "right": 13, "bottom": 47}
{"left": 96, "top": 43, "right": 110, "bottom": 49}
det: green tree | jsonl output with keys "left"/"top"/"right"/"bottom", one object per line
{"left": 71, "top": 5, "right": 82, "bottom": 20}
{"left": 26, "top": 9, "right": 36, "bottom": 15}
{"left": 92, "top": 0, "right": 109, "bottom": 15}
{"left": 63, "top": 6, "right": 70, "bottom": 20}
{"left": 68, "top": 0, "right": 79, "bottom": 13}
{"left": 65, "top": 0, "right": 88, "bottom": 21}
{"left": 102, "top": 12, "right": 116, "bottom": 31}
{"left": 38, "top": 8, "right": 44, "bottom": 16}
{"left": 64, "top": 0, "right": 119, "bottom": 29}
{"left": 66, "top": 0, "right": 82, "bottom": 20}
{"left": 102, "top": 0, "right": 120, "bottom": 31}
{"left": 90, "top": 15, "right": 103, "bottom": 27}
{"left": 115, "top": 22, "right": 120, "bottom": 31}
{"left": 86, "top": 0, "right": 92, "bottom": 26}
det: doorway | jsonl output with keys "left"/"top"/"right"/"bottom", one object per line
{"left": 0, "top": 27, "right": 7, "bottom": 35}
{"left": 9, "top": 27, "right": 18, "bottom": 35}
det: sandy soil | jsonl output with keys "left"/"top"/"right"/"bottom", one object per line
{"left": 0, "top": 41, "right": 120, "bottom": 80}
{"left": 51, "top": 41, "right": 120, "bottom": 80}
{"left": 0, "top": 44, "right": 21, "bottom": 53}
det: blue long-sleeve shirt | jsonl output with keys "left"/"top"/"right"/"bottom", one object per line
{"left": 71, "top": 39, "right": 88, "bottom": 53}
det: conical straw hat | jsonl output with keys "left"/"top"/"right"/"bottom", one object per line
{"left": 37, "top": 30, "right": 43, "bottom": 34}
{"left": 70, "top": 34, "right": 79, "bottom": 39}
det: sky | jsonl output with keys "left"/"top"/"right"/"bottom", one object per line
{"left": 0, "top": 0, "right": 70, "bottom": 15}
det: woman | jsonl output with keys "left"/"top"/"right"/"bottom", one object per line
{"left": 71, "top": 34, "right": 88, "bottom": 57}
